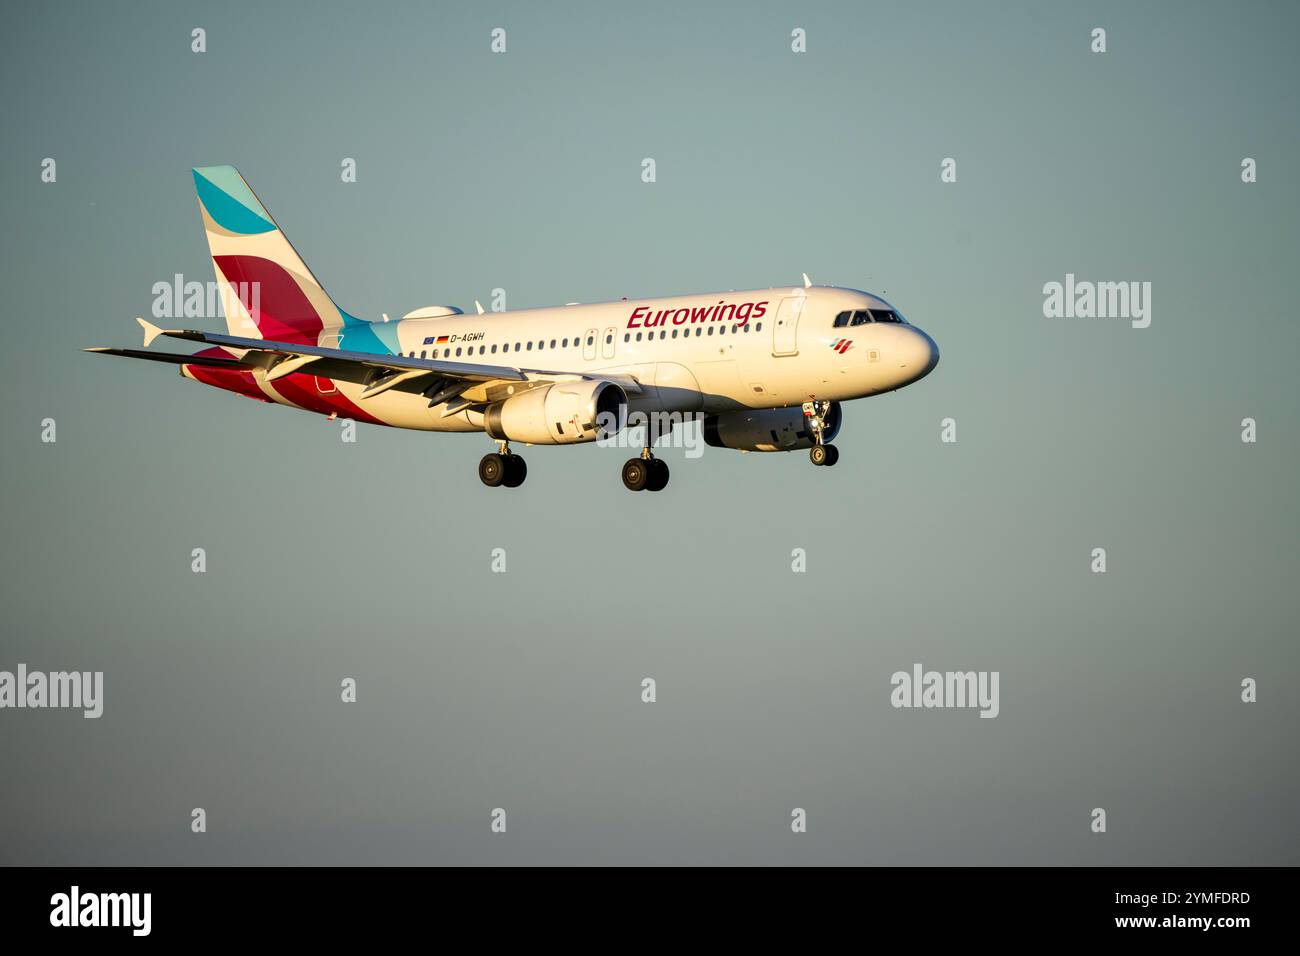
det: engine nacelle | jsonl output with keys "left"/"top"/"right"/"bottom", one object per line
{"left": 702, "top": 402, "right": 842, "bottom": 452}
{"left": 485, "top": 380, "right": 626, "bottom": 445}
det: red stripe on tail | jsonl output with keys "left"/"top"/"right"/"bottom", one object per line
{"left": 212, "top": 254, "right": 326, "bottom": 346}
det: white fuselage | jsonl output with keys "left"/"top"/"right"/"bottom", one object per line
{"left": 319, "top": 285, "right": 940, "bottom": 432}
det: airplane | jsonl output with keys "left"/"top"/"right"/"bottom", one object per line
{"left": 88, "top": 166, "right": 940, "bottom": 491}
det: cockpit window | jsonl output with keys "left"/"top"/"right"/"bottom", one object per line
{"left": 837, "top": 307, "right": 903, "bottom": 325}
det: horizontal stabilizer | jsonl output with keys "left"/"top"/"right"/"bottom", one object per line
{"left": 136, "top": 316, "right": 168, "bottom": 347}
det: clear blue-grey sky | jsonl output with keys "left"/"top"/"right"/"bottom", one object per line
{"left": 1, "top": 0, "right": 1296, "bottom": 864}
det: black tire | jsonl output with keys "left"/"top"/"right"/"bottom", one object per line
{"left": 622, "top": 457, "right": 649, "bottom": 491}
{"left": 479, "top": 453, "right": 506, "bottom": 487}
{"left": 646, "top": 457, "right": 670, "bottom": 491}
{"left": 823, "top": 444, "right": 839, "bottom": 467}
{"left": 503, "top": 454, "right": 527, "bottom": 487}
{"left": 810, "top": 445, "right": 828, "bottom": 466}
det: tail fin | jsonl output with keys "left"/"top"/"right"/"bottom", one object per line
{"left": 192, "top": 165, "right": 349, "bottom": 345}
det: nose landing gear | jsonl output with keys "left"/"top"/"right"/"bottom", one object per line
{"left": 809, "top": 444, "right": 839, "bottom": 466}
{"left": 479, "top": 441, "right": 527, "bottom": 487}
{"left": 804, "top": 400, "right": 839, "bottom": 467}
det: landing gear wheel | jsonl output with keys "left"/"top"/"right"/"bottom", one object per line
{"left": 479, "top": 453, "right": 507, "bottom": 487}
{"left": 503, "top": 454, "right": 527, "bottom": 487}
{"left": 622, "top": 457, "right": 650, "bottom": 491}
{"left": 822, "top": 444, "right": 839, "bottom": 467}
{"left": 646, "top": 457, "right": 670, "bottom": 491}
{"left": 810, "top": 445, "right": 829, "bottom": 467}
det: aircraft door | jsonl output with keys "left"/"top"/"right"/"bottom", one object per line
{"left": 602, "top": 327, "right": 616, "bottom": 359}
{"left": 772, "top": 296, "right": 804, "bottom": 356}
{"left": 583, "top": 328, "right": 598, "bottom": 361}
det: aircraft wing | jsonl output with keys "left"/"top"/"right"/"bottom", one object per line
{"left": 157, "top": 325, "right": 525, "bottom": 383}
{"left": 84, "top": 347, "right": 250, "bottom": 369}
{"left": 86, "top": 318, "right": 641, "bottom": 412}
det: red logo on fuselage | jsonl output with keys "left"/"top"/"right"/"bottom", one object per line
{"left": 627, "top": 299, "right": 768, "bottom": 330}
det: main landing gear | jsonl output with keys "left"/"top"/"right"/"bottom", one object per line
{"left": 622, "top": 451, "right": 669, "bottom": 492}
{"left": 621, "top": 416, "right": 670, "bottom": 492}
{"left": 804, "top": 400, "right": 839, "bottom": 468}
{"left": 479, "top": 441, "right": 527, "bottom": 488}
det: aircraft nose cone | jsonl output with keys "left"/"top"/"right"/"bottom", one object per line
{"left": 901, "top": 328, "right": 940, "bottom": 381}
{"left": 920, "top": 329, "right": 940, "bottom": 376}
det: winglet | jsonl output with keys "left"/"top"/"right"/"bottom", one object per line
{"left": 136, "top": 316, "right": 166, "bottom": 348}
{"left": 475, "top": 300, "right": 485, "bottom": 315}
{"left": 802, "top": 273, "right": 813, "bottom": 289}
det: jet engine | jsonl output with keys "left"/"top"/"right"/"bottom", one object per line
{"left": 485, "top": 380, "right": 626, "bottom": 445}
{"left": 702, "top": 402, "right": 842, "bottom": 452}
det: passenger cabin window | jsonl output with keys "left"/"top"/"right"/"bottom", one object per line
{"left": 870, "top": 309, "right": 903, "bottom": 323}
